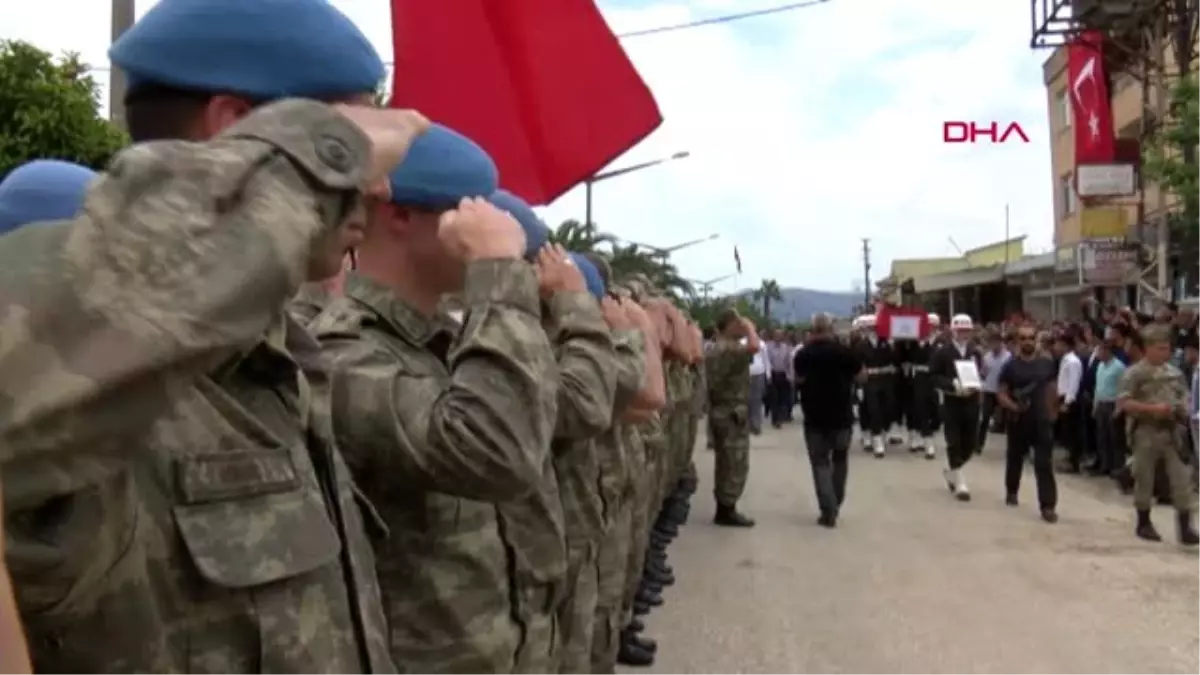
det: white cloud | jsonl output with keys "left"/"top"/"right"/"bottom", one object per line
{"left": 1, "top": 0, "right": 1056, "bottom": 293}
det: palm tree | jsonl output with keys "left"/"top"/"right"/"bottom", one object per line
{"left": 604, "top": 243, "right": 695, "bottom": 299}
{"left": 754, "top": 278, "right": 783, "bottom": 326}
{"left": 549, "top": 219, "right": 618, "bottom": 252}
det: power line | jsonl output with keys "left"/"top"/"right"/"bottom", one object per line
{"left": 87, "top": 0, "right": 834, "bottom": 75}
{"left": 617, "top": 0, "right": 831, "bottom": 39}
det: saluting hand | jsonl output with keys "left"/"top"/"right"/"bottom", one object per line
{"left": 332, "top": 105, "right": 430, "bottom": 200}
{"left": 601, "top": 297, "right": 632, "bottom": 330}
{"left": 535, "top": 244, "right": 586, "bottom": 299}
{"left": 437, "top": 197, "right": 526, "bottom": 262}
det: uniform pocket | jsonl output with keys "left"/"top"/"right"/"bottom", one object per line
{"left": 172, "top": 449, "right": 341, "bottom": 588}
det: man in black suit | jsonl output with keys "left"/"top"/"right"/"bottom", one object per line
{"left": 931, "top": 313, "right": 984, "bottom": 501}
{"left": 795, "top": 313, "right": 864, "bottom": 528}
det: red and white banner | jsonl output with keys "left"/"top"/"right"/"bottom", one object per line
{"left": 875, "top": 306, "right": 931, "bottom": 341}
{"left": 1067, "top": 31, "right": 1116, "bottom": 166}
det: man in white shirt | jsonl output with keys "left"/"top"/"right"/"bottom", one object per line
{"left": 1053, "top": 333, "right": 1084, "bottom": 472}
{"left": 748, "top": 335, "right": 768, "bottom": 434}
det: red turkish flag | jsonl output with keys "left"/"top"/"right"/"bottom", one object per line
{"left": 1067, "top": 31, "right": 1116, "bottom": 165}
{"left": 389, "top": 0, "right": 663, "bottom": 206}
{"left": 875, "top": 306, "right": 930, "bottom": 340}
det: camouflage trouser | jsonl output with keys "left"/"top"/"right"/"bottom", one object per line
{"left": 1131, "top": 428, "right": 1197, "bottom": 512}
{"left": 683, "top": 409, "right": 701, "bottom": 485}
{"left": 590, "top": 501, "right": 630, "bottom": 674}
{"left": 514, "top": 583, "right": 559, "bottom": 674}
{"left": 556, "top": 543, "right": 598, "bottom": 673}
{"left": 622, "top": 430, "right": 650, "bottom": 619}
{"left": 711, "top": 405, "right": 751, "bottom": 506}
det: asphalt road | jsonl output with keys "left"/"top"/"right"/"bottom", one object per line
{"left": 628, "top": 424, "right": 1199, "bottom": 674}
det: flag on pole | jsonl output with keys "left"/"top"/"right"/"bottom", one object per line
{"left": 389, "top": 0, "right": 663, "bottom": 205}
{"left": 734, "top": 246, "right": 742, "bottom": 274}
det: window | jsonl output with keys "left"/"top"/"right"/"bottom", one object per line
{"left": 1059, "top": 173, "right": 1078, "bottom": 218}
{"left": 1056, "top": 90, "right": 1072, "bottom": 130}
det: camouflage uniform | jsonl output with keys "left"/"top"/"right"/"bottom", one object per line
{"left": 311, "top": 266, "right": 557, "bottom": 673}
{"left": 619, "top": 425, "right": 650, "bottom": 623}
{"left": 0, "top": 101, "right": 394, "bottom": 673}
{"left": 707, "top": 337, "right": 754, "bottom": 507}
{"left": 666, "top": 361, "right": 694, "bottom": 496}
{"left": 1117, "top": 360, "right": 1196, "bottom": 512}
{"left": 683, "top": 362, "right": 708, "bottom": 488}
{"left": 289, "top": 281, "right": 338, "bottom": 325}
{"left": 545, "top": 291, "right": 619, "bottom": 674}
{"left": 591, "top": 330, "right": 646, "bottom": 673}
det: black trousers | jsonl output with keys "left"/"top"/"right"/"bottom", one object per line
{"left": 1005, "top": 417, "right": 1058, "bottom": 509}
{"left": 768, "top": 371, "right": 791, "bottom": 425}
{"left": 906, "top": 375, "right": 938, "bottom": 437}
{"left": 978, "top": 391, "right": 999, "bottom": 448}
{"left": 1056, "top": 398, "right": 1083, "bottom": 468}
{"left": 803, "top": 427, "right": 850, "bottom": 516}
{"left": 942, "top": 394, "right": 980, "bottom": 470}
{"left": 1093, "top": 401, "right": 1122, "bottom": 474}
{"left": 861, "top": 378, "right": 892, "bottom": 436}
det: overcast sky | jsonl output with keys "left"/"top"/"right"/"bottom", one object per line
{"left": 2, "top": 0, "right": 1057, "bottom": 293}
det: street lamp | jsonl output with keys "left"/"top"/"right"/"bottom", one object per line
{"left": 584, "top": 150, "right": 690, "bottom": 226}
{"left": 688, "top": 273, "right": 734, "bottom": 299}
{"left": 621, "top": 232, "right": 719, "bottom": 257}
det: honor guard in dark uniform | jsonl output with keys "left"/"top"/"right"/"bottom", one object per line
{"left": 931, "top": 313, "right": 984, "bottom": 501}
{"left": 900, "top": 318, "right": 939, "bottom": 460}
{"left": 853, "top": 314, "right": 900, "bottom": 458}
{"left": 850, "top": 315, "right": 871, "bottom": 452}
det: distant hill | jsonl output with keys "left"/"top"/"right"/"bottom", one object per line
{"left": 735, "top": 287, "right": 860, "bottom": 324}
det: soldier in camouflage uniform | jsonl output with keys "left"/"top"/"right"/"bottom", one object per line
{"left": 1116, "top": 325, "right": 1200, "bottom": 545}
{"left": 310, "top": 125, "right": 563, "bottom": 672}
{"left": 584, "top": 266, "right": 665, "bottom": 672}
{"left": 707, "top": 308, "right": 762, "bottom": 526}
{"left": 0, "top": 1, "right": 422, "bottom": 668}
{"left": 533, "top": 247, "right": 619, "bottom": 674}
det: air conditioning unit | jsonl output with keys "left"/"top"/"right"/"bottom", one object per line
{"left": 1072, "top": 0, "right": 1148, "bottom": 21}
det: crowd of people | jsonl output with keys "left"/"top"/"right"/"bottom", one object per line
{"left": 754, "top": 302, "right": 1199, "bottom": 543}
{"left": 0, "top": 0, "right": 770, "bottom": 673}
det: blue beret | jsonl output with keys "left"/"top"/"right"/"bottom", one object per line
{"left": 110, "top": 0, "right": 384, "bottom": 100}
{"left": 570, "top": 253, "right": 605, "bottom": 300}
{"left": 389, "top": 124, "right": 498, "bottom": 210}
{"left": 0, "top": 160, "right": 97, "bottom": 236}
{"left": 488, "top": 189, "right": 549, "bottom": 260}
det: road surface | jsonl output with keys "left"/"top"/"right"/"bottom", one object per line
{"left": 631, "top": 425, "right": 1199, "bottom": 674}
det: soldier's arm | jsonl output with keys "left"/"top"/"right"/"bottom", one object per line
{"left": 625, "top": 323, "right": 667, "bottom": 417}
{"left": 0, "top": 99, "right": 368, "bottom": 465}
{"left": 546, "top": 291, "right": 618, "bottom": 442}
{"left": 1115, "top": 365, "right": 1150, "bottom": 416}
{"left": 324, "top": 261, "right": 556, "bottom": 501}
{"left": 612, "top": 329, "right": 648, "bottom": 414}
{"left": 930, "top": 347, "right": 957, "bottom": 394}
{"left": 0, "top": 480, "right": 32, "bottom": 674}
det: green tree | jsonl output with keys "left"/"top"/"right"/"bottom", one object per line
{"left": 752, "top": 278, "right": 783, "bottom": 326}
{"left": 549, "top": 219, "right": 617, "bottom": 252}
{"left": 1143, "top": 74, "right": 1198, "bottom": 295}
{"left": 0, "top": 40, "right": 128, "bottom": 178}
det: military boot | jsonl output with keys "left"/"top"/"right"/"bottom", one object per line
{"left": 627, "top": 630, "right": 658, "bottom": 654}
{"left": 644, "top": 564, "right": 675, "bottom": 586}
{"left": 1135, "top": 509, "right": 1162, "bottom": 541}
{"left": 617, "top": 630, "right": 655, "bottom": 667}
{"left": 635, "top": 586, "right": 663, "bottom": 608}
{"left": 714, "top": 503, "right": 756, "bottom": 527}
{"left": 1177, "top": 510, "right": 1199, "bottom": 546}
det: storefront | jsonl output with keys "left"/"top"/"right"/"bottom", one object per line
{"left": 910, "top": 264, "right": 1018, "bottom": 323}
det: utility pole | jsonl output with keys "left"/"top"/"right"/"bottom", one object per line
{"left": 861, "top": 238, "right": 872, "bottom": 307}
{"left": 109, "top": 0, "right": 136, "bottom": 128}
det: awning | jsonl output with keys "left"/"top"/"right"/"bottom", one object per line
{"left": 912, "top": 265, "right": 1005, "bottom": 293}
